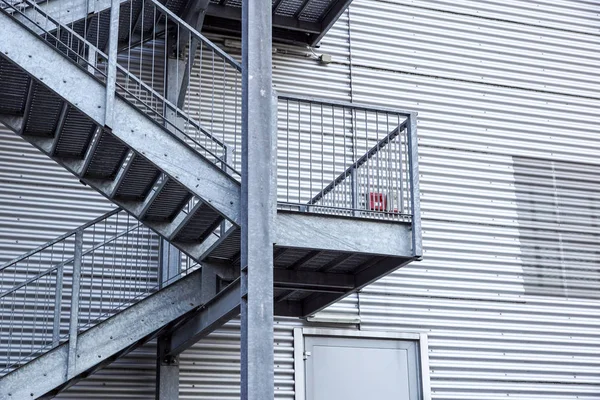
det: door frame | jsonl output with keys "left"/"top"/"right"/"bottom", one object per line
{"left": 293, "top": 328, "right": 431, "bottom": 400}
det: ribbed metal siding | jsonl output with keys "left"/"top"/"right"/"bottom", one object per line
{"left": 6, "top": 0, "right": 599, "bottom": 398}
{"left": 349, "top": 1, "right": 600, "bottom": 399}
{"left": 0, "top": 129, "right": 114, "bottom": 262}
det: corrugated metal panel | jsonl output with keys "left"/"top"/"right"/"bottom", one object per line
{"left": 7, "top": 0, "right": 600, "bottom": 398}
{"left": 392, "top": 0, "right": 600, "bottom": 35}
{"left": 349, "top": 1, "right": 600, "bottom": 399}
{"left": 0, "top": 129, "right": 114, "bottom": 262}
{"left": 349, "top": 2, "right": 600, "bottom": 98}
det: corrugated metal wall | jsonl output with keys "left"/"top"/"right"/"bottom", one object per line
{"left": 2, "top": 0, "right": 599, "bottom": 398}
{"left": 350, "top": 1, "right": 600, "bottom": 399}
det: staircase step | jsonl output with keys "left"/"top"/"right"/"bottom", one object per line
{"left": 172, "top": 202, "right": 224, "bottom": 243}
{"left": 0, "top": 58, "right": 29, "bottom": 115}
{"left": 202, "top": 227, "right": 241, "bottom": 264}
{"left": 142, "top": 178, "right": 192, "bottom": 222}
{"left": 82, "top": 131, "right": 129, "bottom": 179}
{"left": 53, "top": 106, "right": 98, "bottom": 158}
{"left": 113, "top": 154, "right": 161, "bottom": 200}
{"left": 22, "top": 83, "right": 63, "bottom": 137}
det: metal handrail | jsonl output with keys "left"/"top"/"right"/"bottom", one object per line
{"left": 0, "top": 209, "right": 172, "bottom": 376}
{"left": 278, "top": 94, "right": 414, "bottom": 117}
{"left": 277, "top": 95, "right": 418, "bottom": 223}
{"left": 0, "top": 221, "right": 142, "bottom": 299}
{"left": 149, "top": 0, "right": 241, "bottom": 72}
{"left": 0, "top": 208, "right": 121, "bottom": 271}
{"left": 0, "top": 0, "right": 241, "bottom": 176}
{"left": 308, "top": 122, "right": 407, "bottom": 206}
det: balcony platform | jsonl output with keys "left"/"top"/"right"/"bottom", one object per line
{"left": 273, "top": 210, "right": 416, "bottom": 317}
{"left": 198, "top": 209, "right": 418, "bottom": 318}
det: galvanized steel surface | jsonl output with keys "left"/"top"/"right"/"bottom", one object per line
{"left": 0, "top": 0, "right": 598, "bottom": 398}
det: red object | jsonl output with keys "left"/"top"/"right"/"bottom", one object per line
{"left": 368, "top": 192, "right": 387, "bottom": 211}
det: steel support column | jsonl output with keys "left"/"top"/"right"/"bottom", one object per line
{"left": 156, "top": 336, "right": 179, "bottom": 400}
{"left": 105, "top": 0, "right": 120, "bottom": 128}
{"left": 241, "top": 0, "right": 275, "bottom": 398}
{"left": 156, "top": 240, "right": 181, "bottom": 399}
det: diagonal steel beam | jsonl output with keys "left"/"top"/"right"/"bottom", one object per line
{"left": 166, "top": 278, "right": 241, "bottom": 356}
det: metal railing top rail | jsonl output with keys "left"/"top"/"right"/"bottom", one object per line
{"left": 0, "top": 208, "right": 121, "bottom": 272}
{"left": 0, "top": 208, "right": 164, "bottom": 376}
{"left": 148, "top": 0, "right": 241, "bottom": 72}
{"left": 308, "top": 122, "right": 408, "bottom": 206}
{"left": 277, "top": 94, "right": 417, "bottom": 118}
{"left": 0, "top": 0, "right": 241, "bottom": 176}
{"left": 0, "top": 220, "right": 143, "bottom": 300}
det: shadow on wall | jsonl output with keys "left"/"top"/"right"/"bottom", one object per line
{"left": 513, "top": 156, "right": 600, "bottom": 299}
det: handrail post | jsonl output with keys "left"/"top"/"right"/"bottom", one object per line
{"left": 66, "top": 229, "right": 83, "bottom": 380}
{"left": 406, "top": 112, "right": 422, "bottom": 259}
{"left": 52, "top": 263, "right": 64, "bottom": 347}
{"left": 104, "top": 0, "right": 120, "bottom": 129}
{"left": 351, "top": 168, "right": 359, "bottom": 217}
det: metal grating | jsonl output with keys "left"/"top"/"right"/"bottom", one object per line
{"left": 174, "top": 203, "right": 223, "bottom": 243}
{"left": 0, "top": 58, "right": 29, "bottom": 115}
{"left": 84, "top": 132, "right": 128, "bottom": 179}
{"left": 144, "top": 179, "right": 191, "bottom": 222}
{"left": 205, "top": 0, "right": 351, "bottom": 45}
{"left": 205, "top": 228, "right": 241, "bottom": 262}
{"left": 54, "top": 107, "right": 96, "bottom": 158}
{"left": 209, "top": 0, "right": 337, "bottom": 22}
{"left": 114, "top": 155, "right": 160, "bottom": 200}
{"left": 298, "top": 0, "right": 333, "bottom": 22}
{"left": 23, "top": 83, "right": 63, "bottom": 137}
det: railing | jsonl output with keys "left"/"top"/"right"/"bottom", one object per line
{"left": 0, "top": 208, "right": 195, "bottom": 376}
{"left": 277, "top": 95, "right": 419, "bottom": 223}
{"left": 0, "top": 0, "right": 242, "bottom": 176}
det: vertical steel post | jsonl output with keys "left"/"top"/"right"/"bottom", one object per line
{"left": 159, "top": 240, "right": 180, "bottom": 288}
{"left": 351, "top": 168, "right": 359, "bottom": 216}
{"left": 104, "top": 0, "right": 120, "bottom": 128}
{"left": 52, "top": 263, "right": 64, "bottom": 347}
{"left": 66, "top": 229, "right": 83, "bottom": 380}
{"left": 241, "top": 0, "right": 275, "bottom": 398}
{"left": 156, "top": 336, "right": 179, "bottom": 400}
{"left": 156, "top": 240, "right": 180, "bottom": 399}
{"left": 406, "top": 112, "right": 422, "bottom": 258}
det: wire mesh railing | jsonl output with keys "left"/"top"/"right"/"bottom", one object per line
{"left": 0, "top": 0, "right": 242, "bottom": 176}
{"left": 277, "top": 95, "right": 418, "bottom": 222}
{"left": 0, "top": 208, "right": 195, "bottom": 377}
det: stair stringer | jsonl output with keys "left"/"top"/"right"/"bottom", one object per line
{"left": 0, "top": 268, "right": 204, "bottom": 400}
{"left": 0, "top": 11, "right": 241, "bottom": 226}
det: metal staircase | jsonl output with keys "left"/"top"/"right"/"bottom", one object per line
{"left": 0, "top": 209, "right": 209, "bottom": 398}
{"left": 0, "top": 0, "right": 421, "bottom": 397}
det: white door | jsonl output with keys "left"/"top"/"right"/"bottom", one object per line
{"left": 304, "top": 336, "right": 422, "bottom": 400}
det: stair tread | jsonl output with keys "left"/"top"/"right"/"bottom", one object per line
{"left": 114, "top": 155, "right": 161, "bottom": 200}
{"left": 143, "top": 179, "right": 192, "bottom": 222}
{"left": 23, "top": 83, "right": 63, "bottom": 136}
{"left": 84, "top": 131, "right": 128, "bottom": 179}
{"left": 173, "top": 202, "right": 223, "bottom": 243}
{"left": 54, "top": 107, "right": 97, "bottom": 158}
{"left": 0, "top": 58, "right": 29, "bottom": 115}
